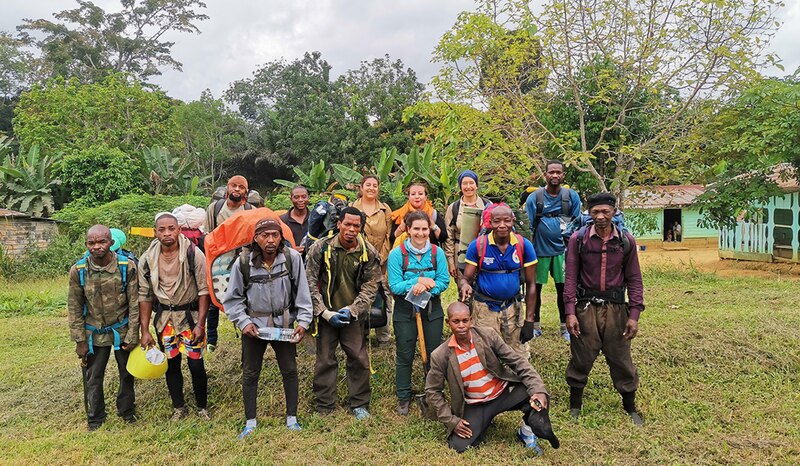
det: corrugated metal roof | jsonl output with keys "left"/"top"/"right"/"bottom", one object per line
{"left": 0, "top": 208, "right": 28, "bottom": 217}
{"left": 0, "top": 208, "right": 61, "bottom": 222}
{"left": 625, "top": 185, "right": 705, "bottom": 209}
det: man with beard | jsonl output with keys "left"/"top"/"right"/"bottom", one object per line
{"left": 139, "top": 213, "right": 211, "bottom": 421}
{"left": 525, "top": 160, "right": 581, "bottom": 341}
{"left": 68, "top": 224, "right": 139, "bottom": 431}
{"left": 204, "top": 175, "right": 253, "bottom": 351}
{"left": 280, "top": 185, "right": 310, "bottom": 254}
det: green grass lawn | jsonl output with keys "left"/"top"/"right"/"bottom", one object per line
{"left": 1, "top": 265, "right": 798, "bottom": 465}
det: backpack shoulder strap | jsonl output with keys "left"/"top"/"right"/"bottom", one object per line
{"left": 284, "top": 249, "right": 296, "bottom": 303}
{"left": 399, "top": 242, "right": 409, "bottom": 273}
{"left": 244, "top": 202, "right": 253, "bottom": 210}
{"left": 116, "top": 252, "right": 129, "bottom": 293}
{"left": 186, "top": 242, "right": 197, "bottom": 283}
{"left": 514, "top": 234, "right": 524, "bottom": 263}
{"left": 449, "top": 200, "right": 461, "bottom": 227}
{"left": 477, "top": 235, "right": 487, "bottom": 270}
{"left": 576, "top": 226, "right": 588, "bottom": 256}
{"left": 239, "top": 252, "right": 251, "bottom": 289}
{"left": 75, "top": 255, "right": 88, "bottom": 288}
{"left": 431, "top": 244, "right": 438, "bottom": 271}
{"left": 534, "top": 188, "right": 545, "bottom": 218}
{"left": 212, "top": 199, "right": 225, "bottom": 227}
{"left": 619, "top": 227, "right": 632, "bottom": 259}
{"left": 561, "top": 188, "right": 571, "bottom": 216}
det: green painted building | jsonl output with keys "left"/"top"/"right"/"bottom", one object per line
{"left": 718, "top": 165, "right": 800, "bottom": 262}
{"left": 624, "top": 185, "right": 718, "bottom": 246}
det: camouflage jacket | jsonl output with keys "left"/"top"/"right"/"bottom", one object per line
{"left": 68, "top": 252, "right": 140, "bottom": 347}
{"left": 305, "top": 234, "right": 381, "bottom": 318}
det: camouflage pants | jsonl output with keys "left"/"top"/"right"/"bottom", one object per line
{"left": 471, "top": 299, "right": 529, "bottom": 358}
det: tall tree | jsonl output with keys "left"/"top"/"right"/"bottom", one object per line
{"left": 424, "top": 0, "right": 783, "bottom": 204}
{"left": 13, "top": 73, "right": 181, "bottom": 156}
{"left": 171, "top": 90, "right": 247, "bottom": 185}
{"left": 17, "top": 0, "right": 208, "bottom": 83}
{"left": 695, "top": 77, "right": 800, "bottom": 228}
{"left": 225, "top": 51, "right": 351, "bottom": 184}
{"left": 338, "top": 55, "right": 424, "bottom": 155}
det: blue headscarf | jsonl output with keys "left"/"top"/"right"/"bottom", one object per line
{"left": 457, "top": 170, "right": 479, "bottom": 190}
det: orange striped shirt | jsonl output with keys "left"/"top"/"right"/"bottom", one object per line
{"left": 449, "top": 335, "right": 507, "bottom": 404}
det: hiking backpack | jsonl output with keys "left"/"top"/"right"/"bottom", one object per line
{"left": 75, "top": 250, "right": 134, "bottom": 354}
{"left": 448, "top": 196, "right": 490, "bottom": 227}
{"left": 530, "top": 187, "right": 573, "bottom": 237}
{"left": 398, "top": 242, "right": 439, "bottom": 275}
{"left": 475, "top": 233, "right": 526, "bottom": 285}
{"left": 574, "top": 224, "right": 633, "bottom": 260}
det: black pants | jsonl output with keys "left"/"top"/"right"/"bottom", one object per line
{"left": 448, "top": 383, "right": 532, "bottom": 453}
{"left": 534, "top": 283, "right": 566, "bottom": 324}
{"left": 241, "top": 334, "right": 299, "bottom": 419}
{"left": 206, "top": 304, "right": 220, "bottom": 345}
{"left": 82, "top": 345, "right": 135, "bottom": 427}
{"left": 165, "top": 354, "right": 208, "bottom": 409}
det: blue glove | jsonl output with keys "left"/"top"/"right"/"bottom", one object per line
{"left": 337, "top": 307, "right": 352, "bottom": 322}
{"left": 328, "top": 313, "right": 349, "bottom": 328}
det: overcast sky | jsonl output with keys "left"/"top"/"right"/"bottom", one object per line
{"left": 2, "top": 0, "right": 798, "bottom": 102}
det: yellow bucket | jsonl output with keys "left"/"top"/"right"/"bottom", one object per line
{"left": 126, "top": 346, "right": 168, "bottom": 380}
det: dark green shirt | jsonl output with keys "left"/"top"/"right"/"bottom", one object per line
{"left": 330, "top": 236, "right": 363, "bottom": 311}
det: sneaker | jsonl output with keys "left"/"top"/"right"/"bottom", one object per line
{"left": 87, "top": 423, "right": 102, "bottom": 432}
{"left": 517, "top": 428, "right": 544, "bottom": 455}
{"left": 560, "top": 329, "right": 571, "bottom": 342}
{"left": 569, "top": 408, "right": 581, "bottom": 420}
{"left": 532, "top": 328, "right": 543, "bottom": 339}
{"left": 397, "top": 400, "right": 410, "bottom": 416}
{"left": 352, "top": 407, "right": 371, "bottom": 420}
{"left": 122, "top": 414, "right": 137, "bottom": 424}
{"left": 628, "top": 411, "right": 644, "bottom": 426}
{"left": 237, "top": 425, "right": 255, "bottom": 439}
{"left": 287, "top": 421, "right": 302, "bottom": 431}
{"left": 207, "top": 343, "right": 217, "bottom": 353}
{"left": 197, "top": 408, "right": 211, "bottom": 421}
{"left": 170, "top": 407, "right": 187, "bottom": 421}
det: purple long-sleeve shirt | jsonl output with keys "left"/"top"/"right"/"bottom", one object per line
{"left": 564, "top": 225, "right": 645, "bottom": 320}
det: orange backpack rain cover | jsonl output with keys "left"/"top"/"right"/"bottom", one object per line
{"left": 204, "top": 207, "right": 296, "bottom": 309}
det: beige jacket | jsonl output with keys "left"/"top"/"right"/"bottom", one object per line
{"left": 352, "top": 197, "right": 393, "bottom": 264}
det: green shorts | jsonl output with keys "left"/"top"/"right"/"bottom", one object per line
{"left": 535, "top": 254, "right": 565, "bottom": 285}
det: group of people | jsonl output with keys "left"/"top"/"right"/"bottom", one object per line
{"left": 67, "top": 160, "right": 645, "bottom": 454}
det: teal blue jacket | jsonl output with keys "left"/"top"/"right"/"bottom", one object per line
{"left": 387, "top": 242, "right": 450, "bottom": 297}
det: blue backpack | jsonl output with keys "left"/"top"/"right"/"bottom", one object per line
{"left": 75, "top": 251, "right": 133, "bottom": 355}
{"left": 564, "top": 211, "right": 632, "bottom": 258}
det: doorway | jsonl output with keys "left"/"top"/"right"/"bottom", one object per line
{"left": 663, "top": 209, "right": 682, "bottom": 242}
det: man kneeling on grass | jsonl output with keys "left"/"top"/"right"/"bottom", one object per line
{"left": 425, "top": 302, "right": 560, "bottom": 454}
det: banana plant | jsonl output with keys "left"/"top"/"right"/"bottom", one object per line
{"left": 140, "top": 146, "right": 207, "bottom": 195}
{"left": 275, "top": 160, "right": 339, "bottom": 196}
{"left": 0, "top": 144, "right": 61, "bottom": 217}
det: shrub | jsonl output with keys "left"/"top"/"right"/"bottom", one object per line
{"left": 54, "top": 194, "right": 209, "bottom": 254}
{"left": 0, "top": 233, "right": 86, "bottom": 280}
{"left": 58, "top": 146, "right": 141, "bottom": 206}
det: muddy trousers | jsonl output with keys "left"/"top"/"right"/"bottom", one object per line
{"left": 566, "top": 302, "right": 638, "bottom": 394}
{"left": 313, "top": 318, "right": 371, "bottom": 411}
{"left": 241, "top": 334, "right": 298, "bottom": 418}
{"left": 82, "top": 345, "right": 135, "bottom": 428}
{"left": 165, "top": 354, "right": 208, "bottom": 409}
{"left": 448, "top": 383, "right": 532, "bottom": 453}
